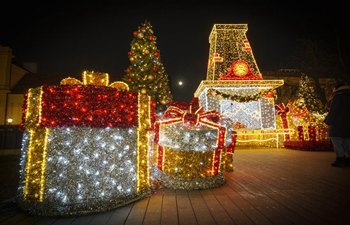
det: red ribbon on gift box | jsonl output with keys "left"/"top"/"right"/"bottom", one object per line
{"left": 22, "top": 85, "right": 140, "bottom": 129}
{"left": 275, "top": 103, "right": 290, "bottom": 140}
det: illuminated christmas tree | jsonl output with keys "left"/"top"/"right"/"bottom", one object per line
{"left": 297, "top": 74, "right": 325, "bottom": 114}
{"left": 124, "top": 20, "right": 172, "bottom": 109}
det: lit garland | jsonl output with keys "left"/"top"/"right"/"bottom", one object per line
{"left": 207, "top": 88, "right": 276, "bottom": 102}
{"left": 18, "top": 71, "right": 154, "bottom": 216}
{"left": 195, "top": 81, "right": 282, "bottom": 132}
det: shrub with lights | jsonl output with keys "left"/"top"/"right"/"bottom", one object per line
{"left": 153, "top": 98, "right": 236, "bottom": 190}
{"left": 17, "top": 71, "right": 155, "bottom": 216}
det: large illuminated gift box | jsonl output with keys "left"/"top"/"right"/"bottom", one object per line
{"left": 17, "top": 71, "right": 155, "bottom": 216}
{"left": 154, "top": 98, "right": 236, "bottom": 190}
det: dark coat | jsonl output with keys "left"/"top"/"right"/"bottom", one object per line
{"left": 324, "top": 86, "right": 350, "bottom": 137}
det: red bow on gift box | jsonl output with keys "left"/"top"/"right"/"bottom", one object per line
{"left": 155, "top": 99, "right": 224, "bottom": 145}
{"left": 275, "top": 103, "right": 289, "bottom": 116}
{"left": 275, "top": 103, "right": 290, "bottom": 140}
{"left": 164, "top": 105, "right": 220, "bottom": 126}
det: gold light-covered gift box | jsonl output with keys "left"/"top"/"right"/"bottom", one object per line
{"left": 153, "top": 101, "right": 236, "bottom": 190}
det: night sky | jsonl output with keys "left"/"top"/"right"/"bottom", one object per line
{"left": 1, "top": 1, "right": 348, "bottom": 101}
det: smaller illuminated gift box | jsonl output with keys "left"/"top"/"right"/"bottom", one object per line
{"left": 17, "top": 71, "right": 155, "bottom": 216}
{"left": 154, "top": 98, "right": 236, "bottom": 190}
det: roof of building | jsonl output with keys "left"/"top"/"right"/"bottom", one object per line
{"left": 262, "top": 69, "right": 305, "bottom": 77}
{"left": 262, "top": 69, "right": 336, "bottom": 79}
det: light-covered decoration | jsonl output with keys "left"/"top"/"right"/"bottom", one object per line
{"left": 18, "top": 71, "right": 155, "bottom": 216}
{"left": 275, "top": 103, "right": 290, "bottom": 140}
{"left": 153, "top": 98, "right": 236, "bottom": 190}
{"left": 281, "top": 74, "right": 330, "bottom": 150}
{"left": 282, "top": 97, "right": 330, "bottom": 150}
{"left": 195, "top": 24, "right": 285, "bottom": 147}
{"left": 296, "top": 75, "right": 326, "bottom": 114}
{"left": 206, "top": 24, "right": 262, "bottom": 81}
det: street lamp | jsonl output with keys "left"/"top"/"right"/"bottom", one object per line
{"left": 7, "top": 118, "right": 13, "bottom": 125}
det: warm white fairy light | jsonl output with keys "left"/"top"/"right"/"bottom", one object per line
{"left": 260, "top": 98, "right": 276, "bottom": 129}
{"left": 18, "top": 133, "right": 29, "bottom": 195}
{"left": 18, "top": 127, "right": 148, "bottom": 215}
{"left": 159, "top": 123, "right": 219, "bottom": 151}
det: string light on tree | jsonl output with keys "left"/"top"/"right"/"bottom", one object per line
{"left": 123, "top": 20, "right": 172, "bottom": 110}
{"left": 296, "top": 74, "right": 326, "bottom": 114}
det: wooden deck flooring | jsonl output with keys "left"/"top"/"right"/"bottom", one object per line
{"left": 1, "top": 148, "right": 350, "bottom": 225}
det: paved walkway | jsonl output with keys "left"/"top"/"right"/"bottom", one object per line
{"left": 1, "top": 148, "right": 350, "bottom": 225}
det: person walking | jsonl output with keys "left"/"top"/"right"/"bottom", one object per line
{"left": 324, "top": 82, "right": 350, "bottom": 167}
